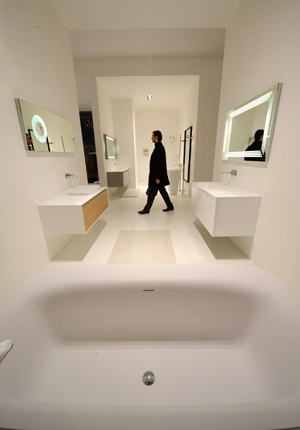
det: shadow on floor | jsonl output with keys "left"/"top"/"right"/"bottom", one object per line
{"left": 108, "top": 187, "right": 127, "bottom": 201}
{"left": 53, "top": 219, "right": 107, "bottom": 262}
{"left": 193, "top": 219, "right": 248, "bottom": 260}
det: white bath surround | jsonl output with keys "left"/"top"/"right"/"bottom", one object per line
{"left": 1, "top": 264, "right": 300, "bottom": 430}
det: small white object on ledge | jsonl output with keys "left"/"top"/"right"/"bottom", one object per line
{"left": 0, "top": 340, "right": 13, "bottom": 364}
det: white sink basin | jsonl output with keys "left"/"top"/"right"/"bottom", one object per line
{"left": 65, "top": 185, "right": 100, "bottom": 195}
{"left": 167, "top": 167, "right": 182, "bottom": 195}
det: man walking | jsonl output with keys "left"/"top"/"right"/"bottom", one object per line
{"left": 138, "top": 130, "right": 174, "bottom": 214}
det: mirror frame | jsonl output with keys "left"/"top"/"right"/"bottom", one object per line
{"left": 222, "top": 82, "right": 282, "bottom": 163}
{"left": 104, "top": 134, "right": 117, "bottom": 159}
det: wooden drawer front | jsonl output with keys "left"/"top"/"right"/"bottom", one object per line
{"left": 83, "top": 190, "right": 108, "bottom": 232}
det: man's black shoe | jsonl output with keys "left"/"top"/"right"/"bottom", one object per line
{"left": 162, "top": 207, "right": 174, "bottom": 212}
{"left": 138, "top": 210, "right": 149, "bottom": 214}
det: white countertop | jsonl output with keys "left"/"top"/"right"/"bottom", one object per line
{"left": 38, "top": 187, "right": 106, "bottom": 207}
{"left": 193, "top": 182, "right": 261, "bottom": 198}
{"left": 106, "top": 168, "right": 129, "bottom": 173}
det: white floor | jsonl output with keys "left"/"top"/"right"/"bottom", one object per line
{"left": 49, "top": 185, "right": 252, "bottom": 267}
{"left": 107, "top": 230, "right": 176, "bottom": 264}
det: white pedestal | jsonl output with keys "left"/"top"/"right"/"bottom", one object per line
{"left": 168, "top": 167, "right": 182, "bottom": 195}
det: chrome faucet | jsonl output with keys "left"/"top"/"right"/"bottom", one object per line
{"left": 65, "top": 173, "right": 78, "bottom": 187}
{"left": 65, "top": 173, "right": 78, "bottom": 179}
{"left": 220, "top": 169, "right": 237, "bottom": 184}
{"left": 220, "top": 169, "right": 237, "bottom": 176}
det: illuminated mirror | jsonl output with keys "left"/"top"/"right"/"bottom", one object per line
{"left": 104, "top": 134, "right": 117, "bottom": 159}
{"left": 222, "top": 82, "right": 282, "bottom": 163}
{"left": 16, "top": 98, "right": 75, "bottom": 153}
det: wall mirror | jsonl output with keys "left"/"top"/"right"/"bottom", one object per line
{"left": 104, "top": 134, "right": 117, "bottom": 159}
{"left": 222, "top": 82, "right": 282, "bottom": 163}
{"left": 16, "top": 98, "right": 75, "bottom": 153}
{"left": 183, "top": 126, "right": 192, "bottom": 182}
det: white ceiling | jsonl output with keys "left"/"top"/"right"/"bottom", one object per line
{"left": 49, "top": 0, "right": 242, "bottom": 109}
{"left": 76, "top": 75, "right": 199, "bottom": 111}
{"left": 99, "top": 75, "right": 200, "bottom": 109}
{"left": 49, "top": 0, "right": 242, "bottom": 31}
{"left": 70, "top": 28, "right": 226, "bottom": 59}
{"left": 49, "top": 0, "right": 242, "bottom": 58}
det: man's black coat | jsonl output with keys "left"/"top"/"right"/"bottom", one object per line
{"left": 148, "top": 141, "right": 170, "bottom": 187}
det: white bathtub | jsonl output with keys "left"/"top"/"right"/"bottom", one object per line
{"left": 1, "top": 264, "right": 300, "bottom": 430}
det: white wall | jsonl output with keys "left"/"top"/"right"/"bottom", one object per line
{"left": 179, "top": 78, "right": 200, "bottom": 193}
{"left": 111, "top": 99, "right": 137, "bottom": 188}
{"left": 135, "top": 109, "right": 180, "bottom": 184}
{"left": 97, "top": 82, "right": 138, "bottom": 186}
{"left": 213, "top": 0, "right": 300, "bottom": 290}
{"left": 0, "top": 0, "right": 86, "bottom": 292}
{"left": 76, "top": 77, "right": 92, "bottom": 111}
{"left": 97, "top": 81, "right": 115, "bottom": 174}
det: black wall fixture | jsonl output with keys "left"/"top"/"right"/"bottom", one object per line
{"left": 183, "top": 126, "right": 192, "bottom": 183}
{"left": 80, "top": 111, "right": 99, "bottom": 183}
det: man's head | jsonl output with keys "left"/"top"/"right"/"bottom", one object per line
{"left": 255, "top": 129, "right": 264, "bottom": 142}
{"left": 152, "top": 130, "right": 162, "bottom": 143}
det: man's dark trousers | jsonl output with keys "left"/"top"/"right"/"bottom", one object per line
{"left": 143, "top": 185, "right": 173, "bottom": 212}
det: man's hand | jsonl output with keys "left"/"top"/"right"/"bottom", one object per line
{"left": 155, "top": 179, "right": 160, "bottom": 184}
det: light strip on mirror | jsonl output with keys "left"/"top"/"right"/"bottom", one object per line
{"left": 230, "top": 91, "right": 273, "bottom": 118}
{"left": 224, "top": 150, "right": 263, "bottom": 158}
{"left": 222, "top": 119, "right": 230, "bottom": 154}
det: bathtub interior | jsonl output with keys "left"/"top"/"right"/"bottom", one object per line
{"left": 1, "top": 265, "right": 300, "bottom": 413}
{"left": 41, "top": 285, "right": 258, "bottom": 342}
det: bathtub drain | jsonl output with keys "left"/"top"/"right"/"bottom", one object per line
{"left": 143, "top": 371, "right": 155, "bottom": 386}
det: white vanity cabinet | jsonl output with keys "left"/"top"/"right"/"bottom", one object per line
{"left": 38, "top": 188, "right": 108, "bottom": 234}
{"left": 192, "top": 182, "right": 262, "bottom": 237}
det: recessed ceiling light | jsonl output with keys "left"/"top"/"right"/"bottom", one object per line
{"left": 147, "top": 95, "right": 152, "bottom": 100}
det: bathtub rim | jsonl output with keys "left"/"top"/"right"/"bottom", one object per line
{"left": 1, "top": 389, "right": 300, "bottom": 430}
